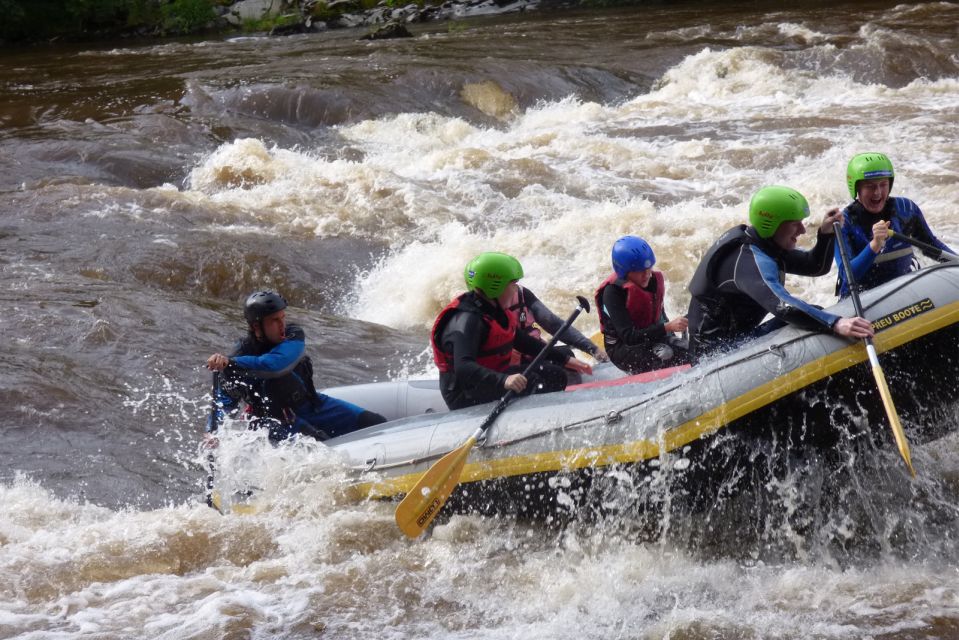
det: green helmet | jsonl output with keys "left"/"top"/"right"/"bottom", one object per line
{"left": 464, "top": 252, "right": 523, "bottom": 298}
{"left": 846, "top": 152, "right": 894, "bottom": 199}
{"left": 748, "top": 185, "right": 810, "bottom": 239}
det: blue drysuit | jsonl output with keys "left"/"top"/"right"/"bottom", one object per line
{"left": 834, "top": 197, "right": 953, "bottom": 297}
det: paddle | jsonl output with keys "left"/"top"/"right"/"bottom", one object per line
{"left": 835, "top": 229, "right": 916, "bottom": 476}
{"left": 887, "top": 229, "right": 959, "bottom": 263}
{"left": 590, "top": 330, "right": 605, "bottom": 350}
{"left": 205, "top": 371, "right": 222, "bottom": 511}
{"left": 395, "top": 295, "right": 592, "bottom": 538}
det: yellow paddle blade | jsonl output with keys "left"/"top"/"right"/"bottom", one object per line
{"left": 209, "top": 491, "right": 224, "bottom": 514}
{"left": 871, "top": 363, "right": 916, "bottom": 477}
{"left": 208, "top": 490, "right": 261, "bottom": 516}
{"left": 395, "top": 436, "right": 477, "bottom": 538}
{"left": 590, "top": 331, "right": 604, "bottom": 350}
{"left": 229, "top": 502, "right": 260, "bottom": 516}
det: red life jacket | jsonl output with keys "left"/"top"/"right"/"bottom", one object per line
{"left": 431, "top": 293, "right": 518, "bottom": 374}
{"left": 594, "top": 271, "right": 665, "bottom": 334}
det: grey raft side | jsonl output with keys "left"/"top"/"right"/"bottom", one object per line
{"left": 327, "top": 263, "right": 959, "bottom": 482}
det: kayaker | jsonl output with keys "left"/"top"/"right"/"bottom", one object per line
{"left": 507, "top": 285, "right": 609, "bottom": 365}
{"left": 835, "top": 152, "right": 954, "bottom": 298}
{"left": 204, "top": 290, "right": 386, "bottom": 443}
{"left": 431, "top": 252, "right": 592, "bottom": 410}
{"left": 687, "top": 185, "right": 874, "bottom": 361}
{"left": 594, "top": 235, "right": 690, "bottom": 374}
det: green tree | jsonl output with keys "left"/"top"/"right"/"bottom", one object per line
{"left": 0, "top": 0, "right": 216, "bottom": 43}
{"left": 161, "top": 0, "right": 216, "bottom": 34}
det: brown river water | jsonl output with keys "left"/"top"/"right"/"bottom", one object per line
{"left": 2, "top": 1, "right": 959, "bottom": 637}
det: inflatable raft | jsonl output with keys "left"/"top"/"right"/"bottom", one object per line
{"left": 321, "top": 360, "right": 658, "bottom": 422}
{"left": 329, "top": 263, "right": 959, "bottom": 520}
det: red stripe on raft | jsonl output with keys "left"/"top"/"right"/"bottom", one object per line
{"left": 566, "top": 364, "right": 690, "bottom": 391}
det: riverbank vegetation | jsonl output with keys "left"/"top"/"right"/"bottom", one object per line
{"left": 0, "top": 0, "right": 219, "bottom": 43}
{"left": 0, "top": 0, "right": 688, "bottom": 45}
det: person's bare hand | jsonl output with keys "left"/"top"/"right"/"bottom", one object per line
{"left": 870, "top": 220, "right": 890, "bottom": 253}
{"left": 665, "top": 316, "right": 688, "bottom": 334}
{"left": 504, "top": 373, "right": 527, "bottom": 393}
{"left": 592, "top": 348, "right": 610, "bottom": 363}
{"left": 565, "top": 357, "right": 593, "bottom": 376}
{"left": 820, "top": 208, "right": 843, "bottom": 234}
{"left": 206, "top": 353, "right": 229, "bottom": 371}
{"left": 833, "top": 316, "right": 874, "bottom": 339}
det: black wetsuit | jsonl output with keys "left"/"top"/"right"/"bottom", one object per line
{"left": 687, "top": 225, "right": 840, "bottom": 362}
{"left": 599, "top": 276, "right": 689, "bottom": 374}
{"left": 434, "top": 292, "right": 570, "bottom": 410}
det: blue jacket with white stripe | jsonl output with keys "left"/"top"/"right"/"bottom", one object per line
{"left": 835, "top": 197, "right": 952, "bottom": 298}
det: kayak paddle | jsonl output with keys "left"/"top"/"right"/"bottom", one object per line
{"left": 886, "top": 229, "right": 959, "bottom": 263}
{"left": 836, "top": 228, "right": 916, "bottom": 476}
{"left": 589, "top": 330, "right": 605, "bottom": 350}
{"left": 206, "top": 371, "right": 223, "bottom": 512}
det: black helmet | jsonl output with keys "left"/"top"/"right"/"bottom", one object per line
{"left": 243, "top": 290, "right": 287, "bottom": 325}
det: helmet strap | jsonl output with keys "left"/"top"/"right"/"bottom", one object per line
{"left": 250, "top": 321, "right": 264, "bottom": 341}
{"left": 474, "top": 288, "right": 495, "bottom": 304}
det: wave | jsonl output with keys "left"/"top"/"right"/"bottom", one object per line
{"left": 176, "top": 40, "right": 958, "bottom": 332}
{"left": 3, "top": 427, "right": 959, "bottom": 638}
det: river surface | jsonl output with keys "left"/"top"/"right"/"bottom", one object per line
{"left": 2, "top": 1, "right": 959, "bottom": 637}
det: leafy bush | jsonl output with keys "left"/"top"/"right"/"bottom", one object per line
{"left": 161, "top": 0, "right": 216, "bottom": 33}
{"left": 241, "top": 12, "right": 302, "bottom": 33}
{"left": 0, "top": 0, "right": 27, "bottom": 41}
{"left": 0, "top": 0, "right": 216, "bottom": 43}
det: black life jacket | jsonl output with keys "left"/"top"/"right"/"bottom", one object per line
{"left": 686, "top": 225, "right": 764, "bottom": 355}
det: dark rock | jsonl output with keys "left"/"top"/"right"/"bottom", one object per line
{"left": 269, "top": 18, "right": 311, "bottom": 36}
{"left": 327, "top": 0, "right": 362, "bottom": 10}
{"left": 358, "top": 20, "right": 413, "bottom": 40}
{"left": 419, "top": 5, "right": 441, "bottom": 19}
{"left": 331, "top": 13, "right": 367, "bottom": 28}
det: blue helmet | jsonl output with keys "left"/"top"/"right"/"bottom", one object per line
{"left": 611, "top": 236, "right": 656, "bottom": 278}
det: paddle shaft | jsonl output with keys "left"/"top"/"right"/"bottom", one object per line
{"left": 476, "top": 297, "right": 589, "bottom": 434}
{"left": 887, "top": 229, "right": 959, "bottom": 263}
{"left": 205, "top": 372, "right": 220, "bottom": 508}
{"left": 208, "top": 371, "right": 221, "bottom": 433}
{"left": 837, "top": 233, "right": 868, "bottom": 320}
{"left": 835, "top": 229, "right": 916, "bottom": 476}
